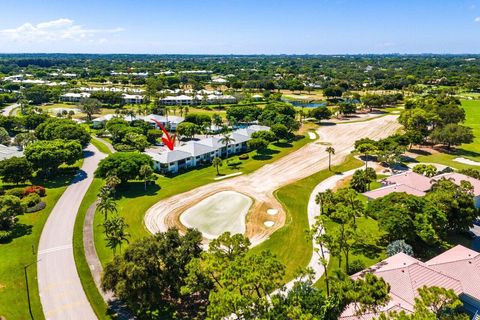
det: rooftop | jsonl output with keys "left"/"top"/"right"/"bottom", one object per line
{"left": 383, "top": 171, "right": 432, "bottom": 192}
{"left": 363, "top": 184, "right": 427, "bottom": 199}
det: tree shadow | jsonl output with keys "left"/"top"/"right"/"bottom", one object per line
{"left": 83, "top": 150, "right": 95, "bottom": 158}
{"left": 317, "top": 121, "right": 337, "bottom": 126}
{"left": 273, "top": 142, "right": 293, "bottom": 148}
{"left": 0, "top": 223, "right": 33, "bottom": 244}
{"left": 408, "top": 148, "right": 432, "bottom": 156}
{"left": 252, "top": 148, "right": 280, "bottom": 161}
{"left": 116, "top": 182, "right": 161, "bottom": 199}
{"left": 352, "top": 242, "right": 383, "bottom": 260}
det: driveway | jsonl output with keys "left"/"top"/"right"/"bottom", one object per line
{"left": 1, "top": 103, "right": 19, "bottom": 116}
{"left": 37, "top": 144, "right": 105, "bottom": 320}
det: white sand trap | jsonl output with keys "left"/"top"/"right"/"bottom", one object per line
{"left": 308, "top": 131, "right": 316, "bottom": 140}
{"left": 267, "top": 208, "right": 278, "bottom": 216}
{"left": 264, "top": 221, "right": 275, "bottom": 227}
{"left": 454, "top": 157, "right": 480, "bottom": 166}
{"left": 214, "top": 172, "right": 243, "bottom": 180}
{"left": 180, "top": 191, "right": 252, "bottom": 239}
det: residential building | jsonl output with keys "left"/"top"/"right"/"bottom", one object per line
{"left": 340, "top": 245, "right": 480, "bottom": 319}
{"left": 60, "top": 92, "right": 91, "bottom": 102}
{"left": 159, "top": 94, "right": 237, "bottom": 105}
{"left": 362, "top": 170, "right": 480, "bottom": 207}
{"left": 144, "top": 114, "right": 184, "bottom": 131}
{"left": 122, "top": 94, "right": 144, "bottom": 104}
{"left": 148, "top": 125, "right": 269, "bottom": 174}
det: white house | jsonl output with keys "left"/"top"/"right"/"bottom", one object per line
{"left": 144, "top": 114, "right": 184, "bottom": 131}
{"left": 148, "top": 125, "right": 269, "bottom": 174}
{"left": 60, "top": 92, "right": 91, "bottom": 102}
{"left": 122, "top": 94, "right": 144, "bottom": 104}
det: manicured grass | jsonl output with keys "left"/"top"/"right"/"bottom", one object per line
{"left": 416, "top": 100, "right": 480, "bottom": 168}
{"left": 73, "top": 178, "right": 112, "bottom": 320}
{"left": 91, "top": 138, "right": 112, "bottom": 155}
{"left": 250, "top": 155, "right": 363, "bottom": 283}
{"left": 94, "top": 135, "right": 311, "bottom": 267}
{"left": 0, "top": 181, "right": 69, "bottom": 319}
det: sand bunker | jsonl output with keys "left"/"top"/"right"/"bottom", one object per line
{"left": 454, "top": 157, "right": 480, "bottom": 166}
{"left": 180, "top": 191, "right": 252, "bottom": 239}
{"left": 264, "top": 221, "right": 275, "bottom": 227}
{"left": 267, "top": 208, "right": 278, "bottom": 216}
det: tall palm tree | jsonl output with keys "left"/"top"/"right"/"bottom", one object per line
{"left": 212, "top": 157, "right": 223, "bottom": 176}
{"left": 97, "top": 196, "right": 117, "bottom": 220}
{"left": 326, "top": 146, "right": 335, "bottom": 171}
{"left": 103, "top": 216, "right": 130, "bottom": 255}
{"left": 219, "top": 133, "right": 236, "bottom": 158}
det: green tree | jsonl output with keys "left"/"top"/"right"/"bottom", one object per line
{"left": 270, "top": 123, "right": 290, "bottom": 141}
{"left": 247, "top": 137, "right": 269, "bottom": 152}
{"left": 103, "top": 215, "right": 130, "bottom": 255}
{"left": 101, "top": 229, "right": 203, "bottom": 317}
{"left": 326, "top": 146, "right": 335, "bottom": 171}
{"left": 24, "top": 139, "right": 83, "bottom": 175}
{"left": 139, "top": 164, "right": 153, "bottom": 190}
{"left": 80, "top": 97, "right": 101, "bottom": 121}
{"left": 0, "top": 127, "right": 9, "bottom": 145}
{"left": 386, "top": 240, "right": 414, "bottom": 257}
{"left": 430, "top": 123, "right": 474, "bottom": 149}
{"left": 176, "top": 122, "right": 198, "bottom": 139}
{"left": 0, "top": 157, "right": 33, "bottom": 185}
{"left": 13, "top": 132, "right": 37, "bottom": 150}
{"left": 212, "top": 157, "right": 223, "bottom": 176}
{"left": 356, "top": 143, "right": 377, "bottom": 170}
{"left": 426, "top": 178, "right": 477, "bottom": 233}
{"left": 219, "top": 133, "right": 236, "bottom": 156}
{"left": 310, "top": 107, "right": 332, "bottom": 122}
{"left": 97, "top": 196, "right": 117, "bottom": 220}
{"left": 95, "top": 152, "right": 153, "bottom": 183}
{"left": 0, "top": 195, "right": 25, "bottom": 232}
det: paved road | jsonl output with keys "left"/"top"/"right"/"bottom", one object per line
{"left": 1, "top": 103, "right": 19, "bottom": 116}
{"left": 38, "top": 144, "right": 105, "bottom": 320}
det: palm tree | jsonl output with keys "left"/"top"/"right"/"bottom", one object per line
{"left": 139, "top": 164, "right": 153, "bottom": 191}
{"left": 103, "top": 216, "right": 130, "bottom": 255}
{"left": 212, "top": 157, "right": 223, "bottom": 176}
{"left": 326, "top": 146, "right": 335, "bottom": 171}
{"left": 219, "top": 133, "right": 236, "bottom": 158}
{"left": 105, "top": 174, "right": 121, "bottom": 196}
{"left": 97, "top": 196, "right": 117, "bottom": 220}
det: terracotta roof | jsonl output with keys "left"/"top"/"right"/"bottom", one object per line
{"left": 427, "top": 245, "right": 480, "bottom": 301}
{"left": 363, "top": 184, "right": 426, "bottom": 199}
{"left": 383, "top": 171, "right": 433, "bottom": 192}
{"left": 341, "top": 251, "right": 465, "bottom": 319}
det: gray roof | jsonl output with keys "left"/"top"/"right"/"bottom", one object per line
{"left": 176, "top": 141, "right": 216, "bottom": 157}
{"left": 196, "top": 136, "right": 225, "bottom": 149}
{"left": 0, "top": 144, "right": 24, "bottom": 161}
{"left": 230, "top": 132, "right": 250, "bottom": 144}
{"left": 145, "top": 150, "right": 192, "bottom": 164}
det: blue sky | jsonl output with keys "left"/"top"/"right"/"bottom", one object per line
{"left": 0, "top": 0, "right": 480, "bottom": 54}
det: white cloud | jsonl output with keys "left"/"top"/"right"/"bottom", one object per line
{"left": 475, "top": 17, "right": 480, "bottom": 22}
{"left": 0, "top": 18, "right": 124, "bottom": 43}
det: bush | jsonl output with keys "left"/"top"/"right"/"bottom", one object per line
{"left": 25, "top": 201, "right": 46, "bottom": 213}
{"left": 113, "top": 143, "right": 137, "bottom": 152}
{"left": 347, "top": 260, "right": 366, "bottom": 275}
{"left": 21, "top": 193, "right": 41, "bottom": 208}
{"left": 0, "top": 230, "right": 13, "bottom": 242}
{"left": 24, "top": 185, "right": 46, "bottom": 197}
{"left": 5, "top": 187, "right": 25, "bottom": 199}
{"left": 0, "top": 187, "right": 4, "bottom": 196}
{"left": 227, "top": 160, "right": 242, "bottom": 169}
{"left": 239, "top": 154, "right": 249, "bottom": 160}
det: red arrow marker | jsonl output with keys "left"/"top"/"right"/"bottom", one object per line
{"left": 152, "top": 119, "right": 176, "bottom": 150}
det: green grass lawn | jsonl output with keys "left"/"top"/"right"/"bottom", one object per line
{"left": 250, "top": 155, "right": 363, "bottom": 283}
{"left": 0, "top": 175, "right": 75, "bottom": 319}
{"left": 91, "top": 138, "right": 112, "bottom": 155}
{"left": 73, "top": 178, "right": 112, "bottom": 320}
{"left": 93, "top": 136, "right": 311, "bottom": 267}
{"left": 416, "top": 100, "right": 480, "bottom": 168}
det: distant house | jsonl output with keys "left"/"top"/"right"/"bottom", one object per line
{"left": 60, "top": 92, "right": 91, "bottom": 102}
{"left": 0, "top": 144, "right": 23, "bottom": 161}
{"left": 148, "top": 125, "right": 269, "bottom": 174}
{"left": 159, "top": 94, "right": 237, "bottom": 106}
{"left": 362, "top": 171, "right": 480, "bottom": 208}
{"left": 340, "top": 245, "right": 480, "bottom": 319}
{"left": 144, "top": 114, "right": 184, "bottom": 131}
{"left": 122, "top": 94, "right": 144, "bottom": 104}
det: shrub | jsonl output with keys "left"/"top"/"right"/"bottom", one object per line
{"left": 0, "top": 230, "right": 13, "bottom": 242}
{"left": 24, "top": 185, "right": 46, "bottom": 197}
{"left": 0, "top": 187, "right": 4, "bottom": 196}
{"left": 22, "top": 193, "right": 41, "bottom": 208}
{"left": 347, "top": 260, "right": 366, "bottom": 275}
{"left": 5, "top": 187, "right": 25, "bottom": 199}
{"left": 26, "top": 201, "right": 46, "bottom": 213}
{"left": 113, "top": 143, "right": 137, "bottom": 152}
{"left": 239, "top": 154, "right": 249, "bottom": 160}
{"left": 227, "top": 160, "right": 242, "bottom": 170}
{"left": 387, "top": 240, "right": 414, "bottom": 257}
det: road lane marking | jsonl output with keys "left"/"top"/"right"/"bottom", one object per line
{"left": 38, "top": 244, "right": 72, "bottom": 255}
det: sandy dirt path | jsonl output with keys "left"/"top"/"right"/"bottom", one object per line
{"left": 144, "top": 115, "right": 401, "bottom": 244}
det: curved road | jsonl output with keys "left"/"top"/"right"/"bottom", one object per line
{"left": 1, "top": 103, "right": 19, "bottom": 116}
{"left": 37, "top": 144, "right": 105, "bottom": 320}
